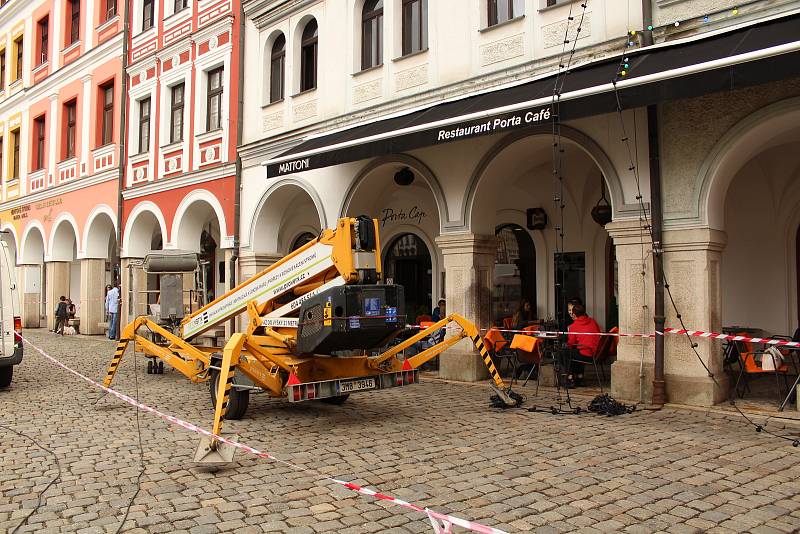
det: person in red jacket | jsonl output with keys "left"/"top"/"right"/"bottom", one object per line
{"left": 566, "top": 303, "right": 601, "bottom": 387}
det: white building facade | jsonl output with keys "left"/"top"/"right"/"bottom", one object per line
{"left": 239, "top": 0, "right": 800, "bottom": 406}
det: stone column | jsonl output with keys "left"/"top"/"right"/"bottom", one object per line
{"left": 434, "top": 234, "right": 496, "bottom": 382}
{"left": 19, "top": 264, "right": 42, "bottom": 328}
{"left": 79, "top": 258, "right": 106, "bottom": 334}
{"left": 607, "top": 219, "right": 656, "bottom": 403}
{"left": 45, "top": 262, "right": 70, "bottom": 331}
{"left": 236, "top": 251, "right": 284, "bottom": 330}
{"left": 120, "top": 258, "right": 147, "bottom": 326}
{"left": 661, "top": 227, "right": 728, "bottom": 406}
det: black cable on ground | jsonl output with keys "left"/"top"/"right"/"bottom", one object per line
{"left": 114, "top": 339, "right": 146, "bottom": 533}
{"left": 588, "top": 394, "right": 636, "bottom": 416}
{"left": 610, "top": 38, "right": 800, "bottom": 446}
{"left": 490, "top": 389, "right": 526, "bottom": 409}
{"left": 0, "top": 421, "right": 63, "bottom": 534}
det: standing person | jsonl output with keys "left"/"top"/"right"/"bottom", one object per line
{"left": 54, "top": 296, "right": 69, "bottom": 336}
{"left": 105, "top": 283, "right": 120, "bottom": 340}
{"left": 565, "top": 303, "right": 601, "bottom": 387}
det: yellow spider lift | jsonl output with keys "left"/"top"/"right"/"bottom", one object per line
{"left": 103, "top": 216, "right": 517, "bottom": 463}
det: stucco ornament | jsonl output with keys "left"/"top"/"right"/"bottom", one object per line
{"left": 209, "top": 36, "right": 219, "bottom": 50}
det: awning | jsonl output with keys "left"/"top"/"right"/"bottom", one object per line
{"left": 265, "top": 12, "right": 800, "bottom": 178}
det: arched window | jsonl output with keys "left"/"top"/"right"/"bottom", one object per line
{"left": 488, "top": 0, "right": 524, "bottom": 27}
{"left": 361, "top": 0, "right": 383, "bottom": 70}
{"left": 300, "top": 19, "right": 318, "bottom": 92}
{"left": 269, "top": 34, "right": 285, "bottom": 103}
{"left": 401, "top": 0, "right": 427, "bottom": 56}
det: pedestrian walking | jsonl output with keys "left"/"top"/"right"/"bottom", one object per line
{"left": 105, "top": 283, "right": 120, "bottom": 340}
{"left": 54, "top": 296, "right": 69, "bottom": 336}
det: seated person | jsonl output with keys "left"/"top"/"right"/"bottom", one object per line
{"left": 565, "top": 303, "right": 601, "bottom": 387}
{"left": 431, "top": 299, "right": 446, "bottom": 322}
{"left": 512, "top": 299, "right": 536, "bottom": 330}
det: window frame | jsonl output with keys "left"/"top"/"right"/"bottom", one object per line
{"left": 37, "top": 16, "right": 49, "bottom": 65}
{"left": 361, "top": 0, "right": 383, "bottom": 71}
{"left": 173, "top": 0, "right": 188, "bottom": 14}
{"left": 65, "top": 100, "right": 77, "bottom": 160}
{"left": 170, "top": 83, "right": 185, "bottom": 144}
{"left": 100, "top": 83, "right": 114, "bottom": 146}
{"left": 300, "top": 19, "right": 318, "bottom": 92}
{"left": 0, "top": 50, "right": 6, "bottom": 90}
{"left": 68, "top": 0, "right": 80, "bottom": 45}
{"left": 401, "top": 0, "right": 427, "bottom": 56}
{"left": 105, "top": 0, "right": 117, "bottom": 21}
{"left": 142, "top": 0, "right": 155, "bottom": 31}
{"left": 11, "top": 129, "right": 20, "bottom": 180}
{"left": 269, "top": 35, "right": 285, "bottom": 103}
{"left": 488, "top": 0, "right": 525, "bottom": 27}
{"left": 34, "top": 115, "right": 46, "bottom": 171}
{"left": 138, "top": 97, "right": 151, "bottom": 154}
{"left": 206, "top": 67, "right": 224, "bottom": 131}
{"left": 14, "top": 37, "right": 22, "bottom": 81}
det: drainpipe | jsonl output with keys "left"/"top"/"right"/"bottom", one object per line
{"left": 116, "top": 2, "right": 130, "bottom": 336}
{"left": 642, "top": 1, "right": 667, "bottom": 406}
{"left": 228, "top": 2, "right": 245, "bottom": 334}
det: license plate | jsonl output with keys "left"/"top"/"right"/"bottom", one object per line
{"left": 340, "top": 377, "right": 376, "bottom": 393}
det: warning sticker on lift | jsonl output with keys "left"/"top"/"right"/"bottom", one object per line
{"left": 262, "top": 317, "right": 299, "bottom": 329}
{"left": 349, "top": 317, "right": 361, "bottom": 329}
{"left": 386, "top": 307, "right": 397, "bottom": 323}
{"left": 364, "top": 297, "right": 381, "bottom": 317}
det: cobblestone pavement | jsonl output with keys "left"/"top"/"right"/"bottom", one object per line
{"left": 1, "top": 330, "right": 800, "bottom": 534}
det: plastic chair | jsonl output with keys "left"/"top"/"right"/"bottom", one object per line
{"left": 484, "top": 327, "right": 516, "bottom": 377}
{"left": 510, "top": 330, "right": 543, "bottom": 385}
{"left": 734, "top": 342, "right": 790, "bottom": 401}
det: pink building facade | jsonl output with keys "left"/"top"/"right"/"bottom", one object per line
{"left": 0, "top": 0, "right": 125, "bottom": 333}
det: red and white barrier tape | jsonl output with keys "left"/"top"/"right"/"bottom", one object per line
{"left": 404, "top": 322, "right": 800, "bottom": 349}
{"left": 20, "top": 335, "right": 509, "bottom": 534}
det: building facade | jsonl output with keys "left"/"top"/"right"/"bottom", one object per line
{"left": 240, "top": 0, "right": 800, "bottom": 406}
{"left": 0, "top": 0, "right": 125, "bottom": 334}
{"left": 119, "top": 0, "right": 242, "bottom": 329}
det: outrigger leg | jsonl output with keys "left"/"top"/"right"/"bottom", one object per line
{"left": 194, "top": 333, "right": 245, "bottom": 464}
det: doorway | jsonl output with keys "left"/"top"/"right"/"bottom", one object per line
{"left": 493, "top": 224, "right": 536, "bottom": 325}
{"left": 555, "top": 251, "right": 586, "bottom": 328}
{"left": 384, "top": 233, "right": 432, "bottom": 324}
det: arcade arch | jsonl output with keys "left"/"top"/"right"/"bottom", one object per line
{"left": 49, "top": 218, "right": 81, "bottom": 330}
{"left": 250, "top": 179, "right": 325, "bottom": 255}
{"left": 20, "top": 225, "right": 46, "bottom": 327}
{"left": 468, "top": 131, "right": 618, "bottom": 329}
{"left": 344, "top": 156, "right": 445, "bottom": 321}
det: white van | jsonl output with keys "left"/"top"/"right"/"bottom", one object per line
{"left": 0, "top": 239, "right": 22, "bottom": 388}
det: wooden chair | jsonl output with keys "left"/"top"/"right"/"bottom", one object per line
{"left": 571, "top": 327, "right": 618, "bottom": 391}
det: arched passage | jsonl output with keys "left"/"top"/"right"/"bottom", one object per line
{"left": 20, "top": 225, "right": 46, "bottom": 327}
{"left": 468, "top": 131, "right": 617, "bottom": 328}
{"left": 172, "top": 194, "right": 228, "bottom": 304}
{"left": 48, "top": 218, "right": 81, "bottom": 330}
{"left": 122, "top": 204, "right": 166, "bottom": 322}
{"left": 343, "top": 156, "right": 445, "bottom": 320}
{"left": 250, "top": 179, "right": 325, "bottom": 255}
{"left": 81, "top": 208, "right": 119, "bottom": 334}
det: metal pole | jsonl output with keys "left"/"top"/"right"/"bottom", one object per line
{"left": 647, "top": 104, "right": 666, "bottom": 406}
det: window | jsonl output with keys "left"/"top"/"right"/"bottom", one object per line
{"left": 34, "top": 116, "right": 46, "bottom": 170}
{"left": 11, "top": 129, "right": 19, "bottom": 179}
{"left": 401, "top": 0, "right": 427, "bottom": 56}
{"left": 361, "top": 0, "right": 383, "bottom": 70}
{"left": 105, "top": 0, "right": 117, "bottom": 21}
{"left": 206, "top": 67, "right": 223, "bottom": 131}
{"left": 300, "top": 19, "right": 318, "bottom": 92}
{"left": 170, "top": 83, "right": 184, "bottom": 143}
{"left": 488, "top": 0, "right": 524, "bottom": 26}
{"left": 13, "top": 37, "right": 22, "bottom": 81}
{"left": 65, "top": 100, "right": 77, "bottom": 159}
{"left": 0, "top": 51, "right": 5, "bottom": 90}
{"left": 100, "top": 83, "right": 114, "bottom": 145}
{"left": 37, "top": 17, "right": 49, "bottom": 65}
{"left": 68, "top": 0, "right": 80, "bottom": 44}
{"left": 269, "top": 34, "right": 285, "bottom": 103}
{"left": 142, "top": 0, "right": 154, "bottom": 31}
{"left": 173, "top": 0, "right": 188, "bottom": 13}
{"left": 138, "top": 97, "right": 151, "bottom": 153}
